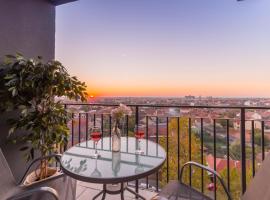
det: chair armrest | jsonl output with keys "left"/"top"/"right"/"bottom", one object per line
{"left": 180, "top": 161, "right": 232, "bottom": 200}
{"left": 18, "top": 154, "right": 62, "bottom": 185}
{"left": 7, "top": 186, "right": 59, "bottom": 200}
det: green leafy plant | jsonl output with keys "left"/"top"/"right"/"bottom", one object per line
{"left": 0, "top": 53, "right": 87, "bottom": 180}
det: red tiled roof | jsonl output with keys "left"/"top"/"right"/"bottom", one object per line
{"left": 206, "top": 154, "right": 242, "bottom": 172}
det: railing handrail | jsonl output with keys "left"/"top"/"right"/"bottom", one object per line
{"left": 64, "top": 103, "right": 270, "bottom": 110}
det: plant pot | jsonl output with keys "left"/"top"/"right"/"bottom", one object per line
{"left": 23, "top": 167, "right": 60, "bottom": 186}
{"left": 22, "top": 168, "right": 77, "bottom": 200}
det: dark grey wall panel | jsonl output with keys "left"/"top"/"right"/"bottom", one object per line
{"left": 0, "top": 0, "right": 55, "bottom": 62}
{"left": 0, "top": 0, "right": 56, "bottom": 182}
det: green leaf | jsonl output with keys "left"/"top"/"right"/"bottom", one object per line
{"left": 19, "top": 146, "right": 29, "bottom": 151}
{"left": 5, "top": 54, "right": 16, "bottom": 59}
{"left": 12, "top": 88, "right": 17, "bottom": 96}
{"left": 15, "top": 52, "right": 23, "bottom": 57}
{"left": 21, "top": 109, "right": 28, "bottom": 116}
{"left": 30, "top": 148, "right": 34, "bottom": 159}
{"left": 4, "top": 74, "right": 16, "bottom": 80}
{"left": 8, "top": 127, "right": 15, "bottom": 136}
{"left": 7, "top": 86, "right": 15, "bottom": 91}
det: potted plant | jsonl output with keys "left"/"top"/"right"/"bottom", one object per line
{"left": 0, "top": 53, "right": 87, "bottom": 186}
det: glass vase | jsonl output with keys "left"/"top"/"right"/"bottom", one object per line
{"left": 112, "top": 123, "right": 121, "bottom": 152}
{"left": 112, "top": 152, "right": 121, "bottom": 176}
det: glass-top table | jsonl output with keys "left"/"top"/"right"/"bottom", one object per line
{"left": 61, "top": 137, "right": 166, "bottom": 200}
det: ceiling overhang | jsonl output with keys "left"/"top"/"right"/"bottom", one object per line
{"left": 50, "top": 0, "right": 78, "bottom": 6}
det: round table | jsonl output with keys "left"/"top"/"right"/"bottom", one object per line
{"left": 61, "top": 137, "right": 166, "bottom": 200}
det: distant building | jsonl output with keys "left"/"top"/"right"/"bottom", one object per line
{"left": 233, "top": 121, "right": 261, "bottom": 131}
{"left": 234, "top": 112, "right": 262, "bottom": 130}
{"left": 185, "top": 95, "right": 196, "bottom": 100}
{"left": 244, "top": 101, "right": 251, "bottom": 106}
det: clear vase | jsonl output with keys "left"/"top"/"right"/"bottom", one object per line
{"left": 112, "top": 124, "right": 121, "bottom": 152}
{"left": 112, "top": 152, "right": 121, "bottom": 176}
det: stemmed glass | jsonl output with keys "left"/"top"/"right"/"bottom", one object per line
{"left": 91, "top": 158, "right": 102, "bottom": 178}
{"left": 134, "top": 125, "right": 145, "bottom": 155}
{"left": 135, "top": 155, "right": 144, "bottom": 174}
{"left": 90, "top": 126, "right": 102, "bottom": 158}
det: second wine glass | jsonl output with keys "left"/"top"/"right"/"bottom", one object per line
{"left": 90, "top": 126, "right": 102, "bottom": 158}
{"left": 134, "top": 125, "right": 145, "bottom": 155}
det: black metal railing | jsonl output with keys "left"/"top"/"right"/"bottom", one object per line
{"left": 64, "top": 103, "right": 270, "bottom": 199}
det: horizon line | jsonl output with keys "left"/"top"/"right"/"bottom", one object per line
{"left": 89, "top": 95, "right": 270, "bottom": 99}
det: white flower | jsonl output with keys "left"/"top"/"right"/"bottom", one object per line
{"left": 111, "top": 104, "right": 132, "bottom": 121}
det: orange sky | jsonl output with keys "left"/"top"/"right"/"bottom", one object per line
{"left": 86, "top": 82, "right": 270, "bottom": 97}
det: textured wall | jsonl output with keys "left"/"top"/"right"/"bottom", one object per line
{"left": 0, "top": 0, "right": 55, "bottom": 62}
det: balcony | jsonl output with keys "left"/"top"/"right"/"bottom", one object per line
{"left": 1, "top": 0, "right": 269, "bottom": 199}
{"left": 60, "top": 103, "right": 270, "bottom": 200}
{"left": 1, "top": 102, "right": 270, "bottom": 199}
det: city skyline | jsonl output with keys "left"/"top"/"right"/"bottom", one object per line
{"left": 56, "top": 0, "right": 270, "bottom": 97}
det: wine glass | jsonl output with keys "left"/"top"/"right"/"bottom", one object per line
{"left": 91, "top": 158, "right": 102, "bottom": 178}
{"left": 134, "top": 125, "right": 145, "bottom": 155}
{"left": 90, "top": 126, "right": 102, "bottom": 158}
{"left": 135, "top": 155, "right": 144, "bottom": 174}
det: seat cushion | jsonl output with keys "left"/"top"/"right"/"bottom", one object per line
{"left": 154, "top": 180, "right": 212, "bottom": 200}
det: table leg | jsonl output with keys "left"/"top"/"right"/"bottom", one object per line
{"left": 101, "top": 192, "right": 106, "bottom": 200}
{"left": 92, "top": 190, "right": 104, "bottom": 200}
{"left": 92, "top": 183, "right": 145, "bottom": 200}
{"left": 120, "top": 183, "right": 125, "bottom": 200}
{"left": 126, "top": 187, "right": 146, "bottom": 200}
{"left": 92, "top": 184, "right": 106, "bottom": 200}
{"left": 135, "top": 180, "right": 139, "bottom": 199}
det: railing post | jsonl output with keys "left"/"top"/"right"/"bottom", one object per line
{"left": 135, "top": 106, "right": 139, "bottom": 125}
{"left": 64, "top": 104, "right": 67, "bottom": 151}
{"left": 135, "top": 105, "right": 139, "bottom": 198}
{"left": 240, "top": 108, "right": 246, "bottom": 194}
{"left": 78, "top": 113, "right": 81, "bottom": 143}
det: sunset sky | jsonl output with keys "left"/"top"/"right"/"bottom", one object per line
{"left": 56, "top": 0, "right": 270, "bottom": 97}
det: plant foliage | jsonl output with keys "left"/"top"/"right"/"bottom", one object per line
{"left": 0, "top": 53, "right": 87, "bottom": 179}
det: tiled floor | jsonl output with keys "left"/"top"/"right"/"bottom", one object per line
{"left": 76, "top": 181, "right": 157, "bottom": 200}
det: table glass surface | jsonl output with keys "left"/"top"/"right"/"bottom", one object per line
{"left": 61, "top": 137, "right": 166, "bottom": 182}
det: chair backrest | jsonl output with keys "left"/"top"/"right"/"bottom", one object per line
{"left": 0, "top": 148, "right": 17, "bottom": 199}
{"left": 0, "top": 111, "right": 33, "bottom": 183}
{"left": 242, "top": 154, "right": 270, "bottom": 200}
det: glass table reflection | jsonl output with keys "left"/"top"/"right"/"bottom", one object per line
{"left": 61, "top": 137, "right": 166, "bottom": 200}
